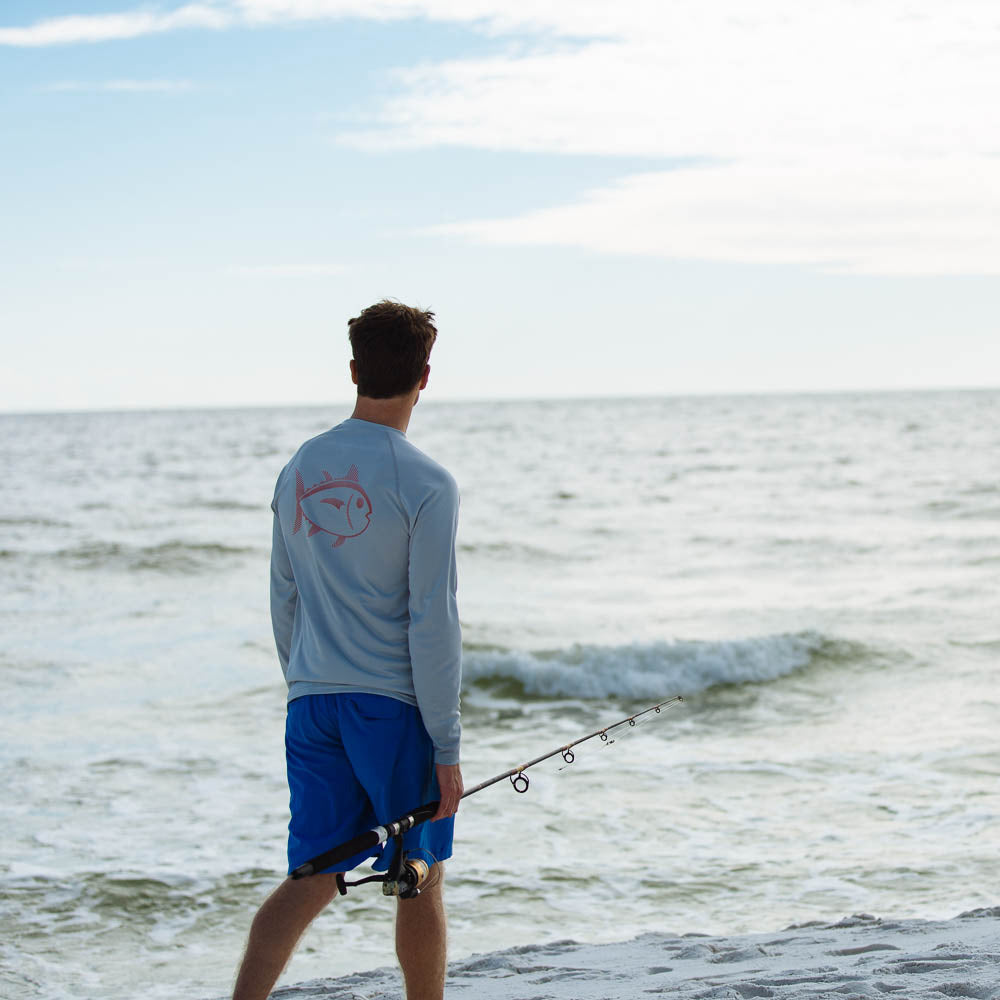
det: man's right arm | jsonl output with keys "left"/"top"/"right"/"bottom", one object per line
{"left": 270, "top": 511, "right": 297, "bottom": 677}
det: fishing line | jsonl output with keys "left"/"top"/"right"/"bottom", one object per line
{"left": 290, "top": 695, "right": 683, "bottom": 884}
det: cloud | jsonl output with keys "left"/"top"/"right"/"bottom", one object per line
{"left": 0, "top": 0, "right": 600, "bottom": 48}
{"left": 0, "top": 4, "right": 230, "bottom": 46}
{"left": 430, "top": 157, "right": 1000, "bottom": 276}
{"left": 340, "top": 4, "right": 997, "bottom": 163}
{"left": 229, "top": 0, "right": 610, "bottom": 34}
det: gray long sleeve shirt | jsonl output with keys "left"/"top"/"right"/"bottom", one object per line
{"left": 270, "top": 417, "right": 462, "bottom": 764}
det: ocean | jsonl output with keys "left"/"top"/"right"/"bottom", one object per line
{"left": 1, "top": 391, "right": 997, "bottom": 999}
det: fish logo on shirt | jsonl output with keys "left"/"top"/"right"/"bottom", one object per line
{"left": 293, "top": 464, "right": 373, "bottom": 548}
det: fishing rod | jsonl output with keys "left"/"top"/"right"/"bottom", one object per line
{"left": 289, "top": 696, "right": 682, "bottom": 892}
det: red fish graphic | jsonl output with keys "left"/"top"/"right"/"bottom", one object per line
{"left": 293, "top": 465, "right": 373, "bottom": 548}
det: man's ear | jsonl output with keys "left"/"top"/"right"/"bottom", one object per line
{"left": 419, "top": 364, "right": 430, "bottom": 390}
{"left": 350, "top": 359, "right": 358, "bottom": 385}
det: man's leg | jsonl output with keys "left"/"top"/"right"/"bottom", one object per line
{"left": 395, "top": 863, "right": 447, "bottom": 1000}
{"left": 232, "top": 873, "right": 340, "bottom": 1000}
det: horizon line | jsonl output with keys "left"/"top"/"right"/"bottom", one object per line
{"left": 2, "top": 383, "right": 997, "bottom": 418}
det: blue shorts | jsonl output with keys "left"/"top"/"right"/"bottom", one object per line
{"left": 285, "top": 692, "right": 454, "bottom": 876}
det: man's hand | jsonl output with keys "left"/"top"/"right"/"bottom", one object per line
{"left": 432, "top": 763, "right": 464, "bottom": 822}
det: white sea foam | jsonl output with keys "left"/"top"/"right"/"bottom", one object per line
{"left": 463, "top": 631, "right": 836, "bottom": 699}
{"left": 217, "top": 909, "right": 1000, "bottom": 1000}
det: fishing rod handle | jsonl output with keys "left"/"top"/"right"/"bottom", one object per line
{"left": 290, "top": 801, "right": 439, "bottom": 879}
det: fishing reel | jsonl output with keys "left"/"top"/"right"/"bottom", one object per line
{"left": 383, "top": 855, "right": 430, "bottom": 899}
{"left": 334, "top": 835, "right": 432, "bottom": 900}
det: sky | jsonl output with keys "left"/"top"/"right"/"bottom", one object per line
{"left": 1, "top": 0, "right": 998, "bottom": 411}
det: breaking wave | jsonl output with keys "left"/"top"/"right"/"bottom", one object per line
{"left": 463, "top": 631, "right": 861, "bottom": 700}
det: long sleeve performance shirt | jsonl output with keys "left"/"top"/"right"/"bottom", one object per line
{"left": 270, "top": 417, "right": 462, "bottom": 764}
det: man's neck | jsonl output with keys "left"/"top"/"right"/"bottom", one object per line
{"left": 350, "top": 392, "right": 418, "bottom": 434}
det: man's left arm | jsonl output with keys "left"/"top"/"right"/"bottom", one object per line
{"left": 407, "top": 474, "right": 463, "bottom": 788}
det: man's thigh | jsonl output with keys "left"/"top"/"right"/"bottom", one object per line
{"left": 284, "top": 694, "right": 374, "bottom": 875}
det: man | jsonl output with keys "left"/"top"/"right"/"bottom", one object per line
{"left": 233, "top": 300, "right": 464, "bottom": 1000}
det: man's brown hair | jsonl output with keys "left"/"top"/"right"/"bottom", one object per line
{"left": 348, "top": 300, "right": 438, "bottom": 399}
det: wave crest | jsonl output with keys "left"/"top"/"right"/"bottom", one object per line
{"left": 463, "top": 631, "right": 852, "bottom": 699}
{"left": 2, "top": 540, "right": 260, "bottom": 573}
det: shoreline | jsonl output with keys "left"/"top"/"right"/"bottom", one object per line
{"left": 232, "top": 907, "right": 1000, "bottom": 1000}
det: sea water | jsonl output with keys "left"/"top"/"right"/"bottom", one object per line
{"left": 1, "top": 391, "right": 997, "bottom": 999}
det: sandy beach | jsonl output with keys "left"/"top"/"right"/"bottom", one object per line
{"left": 236, "top": 907, "right": 1000, "bottom": 1000}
